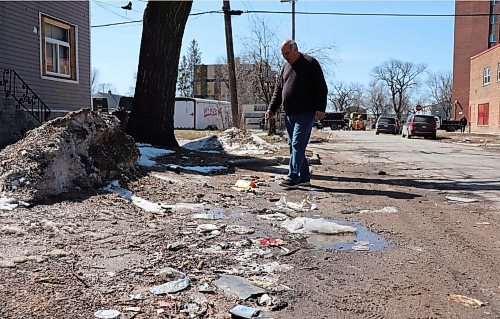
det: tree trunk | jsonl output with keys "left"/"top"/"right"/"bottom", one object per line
{"left": 126, "top": 1, "right": 192, "bottom": 148}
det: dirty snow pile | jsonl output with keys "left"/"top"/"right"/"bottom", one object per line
{"left": 180, "top": 128, "right": 279, "bottom": 155}
{"left": 181, "top": 135, "right": 224, "bottom": 153}
{"left": 0, "top": 109, "right": 138, "bottom": 202}
{"left": 219, "top": 128, "right": 280, "bottom": 155}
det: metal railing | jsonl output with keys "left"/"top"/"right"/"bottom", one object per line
{"left": 0, "top": 69, "right": 51, "bottom": 123}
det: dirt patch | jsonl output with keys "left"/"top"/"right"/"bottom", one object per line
{"left": 0, "top": 129, "right": 498, "bottom": 318}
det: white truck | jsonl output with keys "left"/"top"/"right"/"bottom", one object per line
{"left": 174, "top": 97, "right": 232, "bottom": 130}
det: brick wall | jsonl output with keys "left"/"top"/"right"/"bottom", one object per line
{"left": 452, "top": 0, "right": 491, "bottom": 120}
{"left": 469, "top": 45, "right": 500, "bottom": 133}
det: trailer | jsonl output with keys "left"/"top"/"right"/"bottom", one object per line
{"left": 174, "top": 97, "right": 232, "bottom": 130}
{"left": 316, "top": 112, "right": 346, "bottom": 130}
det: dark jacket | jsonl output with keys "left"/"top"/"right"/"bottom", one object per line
{"left": 460, "top": 117, "right": 468, "bottom": 126}
{"left": 268, "top": 54, "right": 328, "bottom": 114}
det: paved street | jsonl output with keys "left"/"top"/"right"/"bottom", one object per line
{"left": 311, "top": 130, "right": 500, "bottom": 206}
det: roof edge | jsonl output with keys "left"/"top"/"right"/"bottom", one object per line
{"left": 470, "top": 43, "right": 500, "bottom": 60}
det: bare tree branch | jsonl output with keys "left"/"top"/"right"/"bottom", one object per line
{"left": 427, "top": 71, "right": 453, "bottom": 119}
{"left": 372, "top": 59, "right": 426, "bottom": 121}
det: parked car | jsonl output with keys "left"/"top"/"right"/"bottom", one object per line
{"left": 375, "top": 116, "right": 399, "bottom": 135}
{"left": 401, "top": 114, "right": 437, "bottom": 139}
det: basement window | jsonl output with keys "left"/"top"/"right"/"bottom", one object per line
{"left": 40, "top": 14, "right": 78, "bottom": 81}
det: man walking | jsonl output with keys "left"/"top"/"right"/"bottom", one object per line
{"left": 460, "top": 115, "right": 468, "bottom": 133}
{"left": 265, "top": 39, "right": 328, "bottom": 189}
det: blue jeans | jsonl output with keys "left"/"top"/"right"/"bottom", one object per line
{"left": 285, "top": 112, "right": 315, "bottom": 184}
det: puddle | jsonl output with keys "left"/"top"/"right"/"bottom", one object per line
{"left": 227, "top": 211, "right": 387, "bottom": 251}
{"left": 228, "top": 211, "right": 282, "bottom": 238}
{"left": 192, "top": 208, "right": 225, "bottom": 220}
{"left": 306, "top": 220, "right": 387, "bottom": 251}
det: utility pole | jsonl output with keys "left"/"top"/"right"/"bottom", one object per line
{"left": 281, "top": 0, "right": 296, "bottom": 40}
{"left": 292, "top": 0, "right": 295, "bottom": 40}
{"left": 222, "top": 0, "right": 240, "bottom": 128}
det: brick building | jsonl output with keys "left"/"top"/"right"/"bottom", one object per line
{"left": 469, "top": 44, "right": 499, "bottom": 133}
{"left": 452, "top": 0, "right": 499, "bottom": 120}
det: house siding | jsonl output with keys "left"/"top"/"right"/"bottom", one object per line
{"left": 0, "top": 1, "right": 90, "bottom": 112}
{"left": 469, "top": 44, "right": 500, "bottom": 134}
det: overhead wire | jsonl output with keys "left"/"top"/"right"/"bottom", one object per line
{"left": 93, "top": 0, "right": 136, "bottom": 21}
{"left": 91, "top": 9, "right": 492, "bottom": 28}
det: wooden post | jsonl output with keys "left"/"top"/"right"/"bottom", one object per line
{"left": 222, "top": 0, "right": 239, "bottom": 128}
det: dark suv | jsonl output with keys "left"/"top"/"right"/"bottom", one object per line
{"left": 401, "top": 114, "right": 437, "bottom": 139}
{"left": 375, "top": 116, "right": 398, "bottom": 135}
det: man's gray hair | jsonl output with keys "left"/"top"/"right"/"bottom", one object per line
{"left": 282, "top": 39, "right": 298, "bottom": 51}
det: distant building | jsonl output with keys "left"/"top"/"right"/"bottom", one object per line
{"left": 193, "top": 59, "right": 278, "bottom": 106}
{"left": 452, "top": 0, "right": 499, "bottom": 120}
{"left": 421, "top": 102, "right": 449, "bottom": 119}
{"left": 469, "top": 44, "right": 499, "bottom": 133}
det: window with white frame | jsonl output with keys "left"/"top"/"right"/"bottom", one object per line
{"left": 483, "top": 67, "right": 491, "bottom": 85}
{"left": 498, "top": 63, "right": 500, "bottom": 81}
{"left": 41, "top": 14, "right": 77, "bottom": 81}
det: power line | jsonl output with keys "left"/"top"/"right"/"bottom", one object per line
{"left": 91, "top": 10, "right": 222, "bottom": 28}
{"left": 91, "top": 9, "right": 493, "bottom": 28}
{"left": 93, "top": 0, "right": 135, "bottom": 21}
{"left": 245, "top": 10, "right": 491, "bottom": 17}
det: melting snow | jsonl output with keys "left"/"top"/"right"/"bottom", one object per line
{"left": 136, "top": 143, "right": 175, "bottom": 167}
{"left": 0, "top": 197, "right": 29, "bottom": 210}
{"left": 103, "top": 180, "right": 166, "bottom": 213}
{"left": 181, "top": 165, "right": 227, "bottom": 173}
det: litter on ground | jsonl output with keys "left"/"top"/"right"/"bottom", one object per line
{"left": 233, "top": 180, "right": 257, "bottom": 192}
{"left": 149, "top": 278, "right": 191, "bottom": 295}
{"left": 276, "top": 196, "right": 317, "bottom": 212}
{"left": 281, "top": 217, "right": 356, "bottom": 235}
{"left": 446, "top": 196, "right": 479, "bottom": 203}
{"left": 94, "top": 309, "right": 121, "bottom": 319}
{"left": 214, "top": 274, "right": 266, "bottom": 300}
{"left": 448, "top": 294, "right": 486, "bottom": 308}
{"left": 229, "top": 305, "right": 260, "bottom": 319}
{"left": 359, "top": 206, "right": 398, "bottom": 214}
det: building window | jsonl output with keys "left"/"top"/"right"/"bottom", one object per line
{"left": 477, "top": 103, "right": 489, "bottom": 126}
{"left": 40, "top": 14, "right": 77, "bottom": 81}
{"left": 491, "top": 15, "right": 497, "bottom": 24}
{"left": 498, "top": 63, "right": 500, "bottom": 81}
{"left": 489, "top": 33, "right": 497, "bottom": 44}
{"left": 483, "top": 67, "right": 491, "bottom": 85}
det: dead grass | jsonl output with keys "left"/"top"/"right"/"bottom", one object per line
{"left": 439, "top": 131, "right": 500, "bottom": 143}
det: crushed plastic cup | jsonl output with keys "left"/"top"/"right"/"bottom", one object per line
{"left": 233, "top": 180, "right": 257, "bottom": 191}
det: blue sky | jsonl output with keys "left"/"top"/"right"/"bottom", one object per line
{"left": 91, "top": 0, "right": 455, "bottom": 95}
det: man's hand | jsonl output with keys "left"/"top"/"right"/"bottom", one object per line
{"left": 265, "top": 110, "right": 275, "bottom": 119}
{"left": 315, "top": 111, "right": 326, "bottom": 121}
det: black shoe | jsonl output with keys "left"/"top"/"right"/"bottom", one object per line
{"left": 298, "top": 180, "right": 311, "bottom": 186}
{"left": 279, "top": 179, "right": 299, "bottom": 189}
